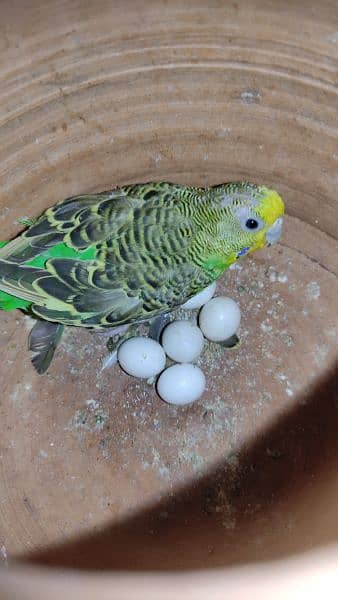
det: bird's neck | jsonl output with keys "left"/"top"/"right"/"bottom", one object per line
{"left": 183, "top": 194, "right": 237, "bottom": 280}
{"left": 189, "top": 232, "right": 237, "bottom": 279}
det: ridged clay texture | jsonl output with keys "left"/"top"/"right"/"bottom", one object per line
{"left": 0, "top": 0, "right": 337, "bottom": 589}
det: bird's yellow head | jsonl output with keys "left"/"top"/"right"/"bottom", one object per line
{"left": 248, "top": 185, "right": 285, "bottom": 251}
{"left": 216, "top": 182, "right": 285, "bottom": 251}
{"left": 201, "top": 182, "right": 285, "bottom": 277}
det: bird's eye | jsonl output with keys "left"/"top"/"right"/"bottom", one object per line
{"left": 245, "top": 218, "right": 259, "bottom": 230}
{"left": 235, "top": 207, "right": 264, "bottom": 233}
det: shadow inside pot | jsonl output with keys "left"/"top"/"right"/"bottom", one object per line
{"left": 21, "top": 361, "right": 338, "bottom": 571}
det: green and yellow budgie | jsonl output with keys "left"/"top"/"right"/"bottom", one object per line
{"left": 0, "top": 181, "right": 284, "bottom": 373}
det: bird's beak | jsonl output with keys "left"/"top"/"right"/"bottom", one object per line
{"left": 266, "top": 217, "right": 284, "bottom": 245}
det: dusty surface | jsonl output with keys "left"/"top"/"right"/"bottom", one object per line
{"left": 0, "top": 216, "right": 337, "bottom": 569}
{"left": 0, "top": 0, "right": 337, "bottom": 579}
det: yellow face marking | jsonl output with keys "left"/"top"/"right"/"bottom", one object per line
{"left": 246, "top": 188, "right": 285, "bottom": 253}
{"left": 247, "top": 231, "right": 266, "bottom": 254}
{"left": 256, "top": 188, "right": 285, "bottom": 226}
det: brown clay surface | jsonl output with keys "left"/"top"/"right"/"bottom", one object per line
{"left": 0, "top": 0, "right": 337, "bottom": 583}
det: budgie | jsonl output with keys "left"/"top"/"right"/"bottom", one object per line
{"left": 0, "top": 181, "right": 284, "bottom": 373}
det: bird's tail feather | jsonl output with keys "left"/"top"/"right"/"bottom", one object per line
{"left": 29, "top": 320, "right": 64, "bottom": 374}
{"left": 0, "top": 241, "right": 31, "bottom": 311}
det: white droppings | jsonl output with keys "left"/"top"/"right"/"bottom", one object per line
{"left": 85, "top": 399, "right": 100, "bottom": 410}
{"left": 269, "top": 269, "right": 277, "bottom": 283}
{"left": 101, "top": 350, "right": 118, "bottom": 371}
{"left": 66, "top": 401, "right": 108, "bottom": 434}
{"left": 240, "top": 88, "right": 261, "bottom": 103}
{"left": 306, "top": 281, "right": 321, "bottom": 300}
{"left": 261, "top": 320, "right": 273, "bottom": 333}
{"left": 276, "top": 373, "right": 295, "bottom": 398}
{"left": 267, "top": 268, "right": 288, "bottom": 284}
{"left": 0, "top": 544, "right": 8, "bottom": 567}
{"left": 0, "top": 206, "right": 9, "bottom": 220}
{"left": 280, "top": 331, "right": 295, "bottom": 347}
{"left": 327, "top": 31, "right": 338, "bottom": 43}
{"left": 277, "top": 272, "right": 288, "bottom": 283}
{"left": 99, "top": 496, "right": 112, "bottom": 509}
{"left": 314, "top": 344, "right": 329, "bottom": 365}
{"left": 149, "top": 447, "right": 171, "bottom": 479}
{"left": 10, "top": 381, "right": 33, "bottom": 406}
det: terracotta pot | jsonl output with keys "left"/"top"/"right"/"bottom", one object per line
{"left": 0, "top": 1, "right": 337, "bottom": 597}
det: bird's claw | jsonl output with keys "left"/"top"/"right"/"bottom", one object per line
{"left": 148, "top": 313, "right": 171, "bottom": 342}
{"left": 216, "top": 334, "right": 240, "bottom": 349}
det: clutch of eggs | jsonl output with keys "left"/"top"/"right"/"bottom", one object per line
{"left": 114, "top": 286, "right": 241, "bottom": 406}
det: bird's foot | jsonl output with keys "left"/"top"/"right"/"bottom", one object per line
{"left": 102, "top": 315, "right": 171, "bottom": 371}
{"left": 148, "top": 313, "right": 171, "bottom": 342}
{"left": 101, "top": 324, "right": 141, "bottom": 371}
{"left": 94, "top": 324, "right": 130, "bottom": 339}
{"left": 216, "top": 334, "right": 240, "bottom": 349}
{"left": 106, "top": 324, "right": 140, "bottom": 353}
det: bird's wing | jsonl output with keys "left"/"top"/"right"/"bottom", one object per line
{"left": 0, "top": 187, "right": 203, "bottom": 327}
{"left": 0, "top": 190, "right": 144, "bottom": 323}
{"left": 0, "top": 189, "right": 140, "bottom": 262}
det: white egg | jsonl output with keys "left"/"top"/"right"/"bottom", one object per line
{"left": 157, "top": 364, "right": 206, "bottom": 405}
{"left": 161, "top": 320, "right": 204, "bottom": 363}
{"left": 117, "top": 337, "right": 166, "bottom": 378}
{"left": 182, "top": 282, "right": 217, "bottom": 309}
{"left": 199, "top": 296, "right": 241, "bottom": 342}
